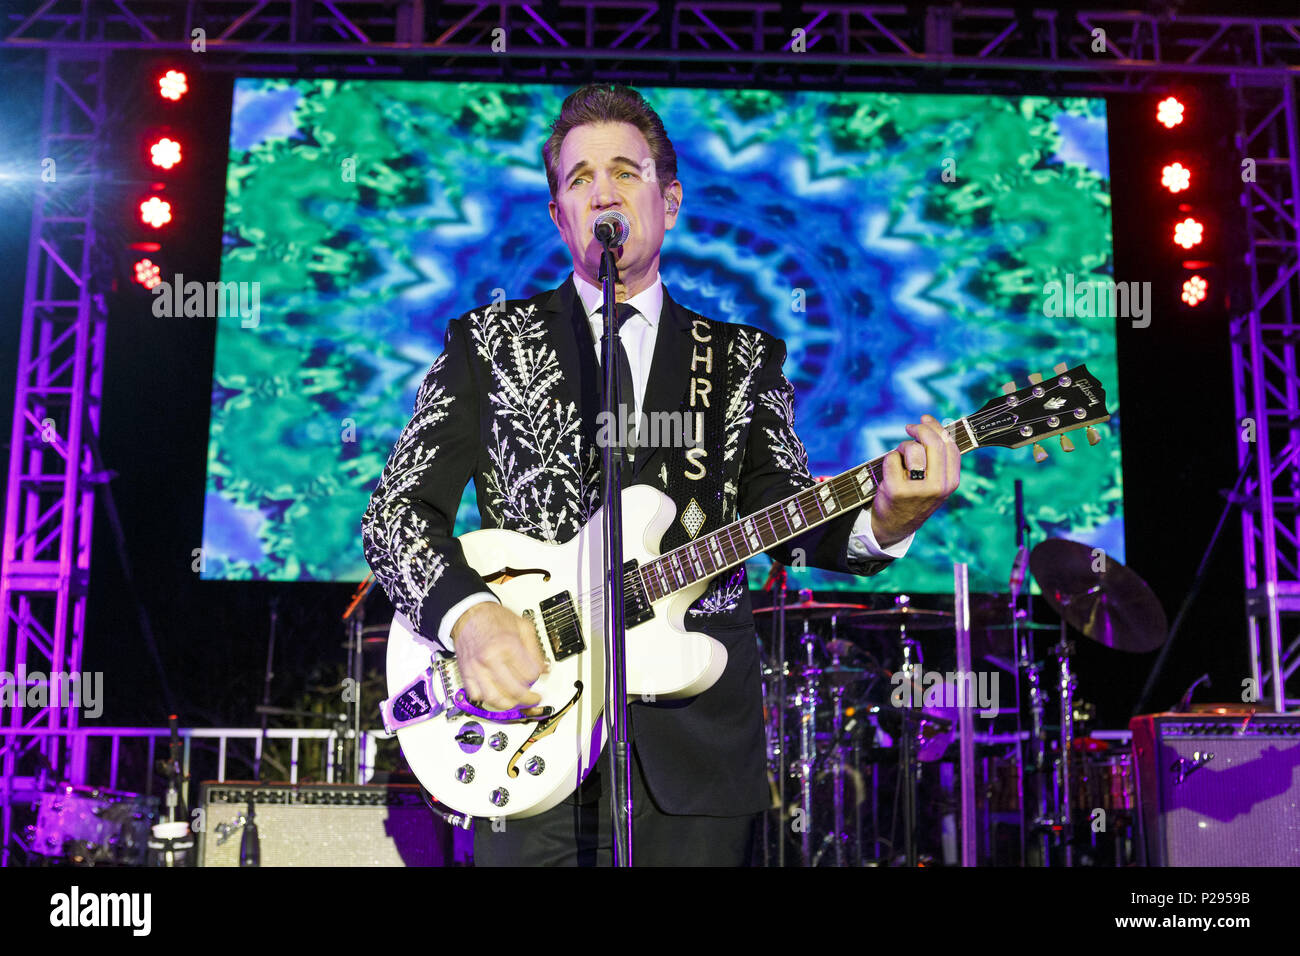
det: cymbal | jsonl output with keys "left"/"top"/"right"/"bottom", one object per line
{"left": 753, "top": 600, "right": 869, "bottom": 622}
{"left": 846, "top": 607, "right": 955, "bottom": 631}
{"left": 1029, "top": 539, "right": 1168, "bottom": 653}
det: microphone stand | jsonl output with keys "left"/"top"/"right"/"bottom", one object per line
{"left": 342, "top": 574, "right": 377, "bottom": 783}
{"left": 596, "top": 235, "right": 633, "bottom": 867}
{"left": 242, "top": 595, "right": 279, "bottom": 867}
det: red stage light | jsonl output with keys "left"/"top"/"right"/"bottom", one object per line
{"left": 158, "top": 70, "right": 188, "bottom": 101}
{"left": 140, "top": 196, "right": 172, "bottom": 228}
{"left": 1181, "top": 275, "right": 1208, "bottom": 306}
{"left": 133, "top": 258, "right": 162, "bottom": 290}
{"left": 1161, "top": 162, "right": 1191, "bottom": 193}
{"left": 1173, "top": 217, "right": 1204, "bottom": 249}
{"left": 150, "top": 137, "right": 182, "bottom": 170}
{"left": 1157, "top": 97, "right": 1185, "bottom": 129}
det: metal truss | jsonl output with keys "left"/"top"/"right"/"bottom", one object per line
{"left": 0, "top": 3, "right": 1297, "bottom": 91}
{"left": 1231, "top": 73, "right": 1300, "bottom": 712}
{"left": 0, "top": 49, "right": 111, "bottom": 866}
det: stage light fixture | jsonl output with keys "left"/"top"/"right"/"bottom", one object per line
{"left": 150, "top": 137, "right": 182, "bottom": 170}
{"left": 133, "top": 258, "right": 162, "bottom": 290}
{"left": 159, "top": 70, "right": 188, "bottom": 102}
{"left": 1181, "top": 275, "right": 1208, "bottom": 306}
{"left": 1157, "top": 97, "right": 1185, "bottom": 129}
{"left": 140, "top": 196, "right": 173, "bottom": 228}
{"left": 1161, "top": 162, "right": 1190, "bottom": 193}
{"left": 1173, "top": 217, "right": 1204, "bottom": 249}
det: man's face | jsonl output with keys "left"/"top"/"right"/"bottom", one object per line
{"left": 548, "top": 122, "right": 681, "bottom": 287}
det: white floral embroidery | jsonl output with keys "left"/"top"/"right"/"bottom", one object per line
{"left": 470, "top": 304, "right": 599, "bottom": 541}
{"left": 689, "top": 568, "right": 746, "bottom": 617}
{"left": 723, "top": 329, "right": 764, "bottom": 464}
{"left": 360, "top": 353, "right": 454, "bottom": 634}
{"left": 759, "top": 380, "right": 815, "bottom": 487}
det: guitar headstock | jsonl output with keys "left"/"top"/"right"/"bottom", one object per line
{"left": 968, "top": 362, "right": 1110, "bottom": 457}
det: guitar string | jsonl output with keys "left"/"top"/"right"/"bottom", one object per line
{"left": 539, "top": 391, "right": 1104, "bottom": 636}
{"left": 547, "top": 394, "right": 1103, "bottom": 632}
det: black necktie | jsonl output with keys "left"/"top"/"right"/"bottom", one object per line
{"left": 602, "top": 303, "right": 638, "bottom": 482}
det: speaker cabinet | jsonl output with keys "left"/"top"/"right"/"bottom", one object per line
{"left": 1130, "top": 712, "right": 1300, "bottom": 866}
{"left": 198, "top": 782, "right": 467, "bottom": 867}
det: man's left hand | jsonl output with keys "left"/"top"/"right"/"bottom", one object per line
{"left": 871, "top": 414, "right": 961, "bottom": 549}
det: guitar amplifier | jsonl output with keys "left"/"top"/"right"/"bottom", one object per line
{"left": 198, "top": 782, "right": 468, "bottom": 867}
{"left": 1129, "top": 712, "right": 1300, "bottom": 866}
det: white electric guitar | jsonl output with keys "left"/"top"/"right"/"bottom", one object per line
{"left": 381, "top": 362, "right": 1111, "bottom": 819}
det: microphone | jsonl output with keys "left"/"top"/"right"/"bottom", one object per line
{"left": 593, "top": 210, "right": 630, "bottom": 249}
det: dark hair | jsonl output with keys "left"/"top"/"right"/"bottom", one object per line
{"left": 542, "top": 84, "right": 678, "bottom": 200}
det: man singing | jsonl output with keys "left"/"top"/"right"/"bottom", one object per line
{"left": 361, "top": 83, "right": 961, "bottom": 865}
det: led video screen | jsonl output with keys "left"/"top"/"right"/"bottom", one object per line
{"left": 204, "top": 80, "right": 1121, "bottom": 593}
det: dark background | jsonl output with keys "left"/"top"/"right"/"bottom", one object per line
{"left": 0, "top": 51, "right": 1252, "bottom": 766}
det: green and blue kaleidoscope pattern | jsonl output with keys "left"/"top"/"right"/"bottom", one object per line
{"left": 205, "top": 80, "right": 1120, "bottom": 592}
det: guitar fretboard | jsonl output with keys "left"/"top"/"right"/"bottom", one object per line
{"left": 634, "top": 417, "right": 977, "bottom": 603}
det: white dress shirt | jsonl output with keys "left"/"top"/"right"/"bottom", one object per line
{"left": 436, "top": 272, "right": 914, "bottom": 648}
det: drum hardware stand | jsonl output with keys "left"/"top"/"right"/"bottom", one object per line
{"left": 894, "top": 594, "right": 921, "bottom": 867}
{"left": 829, "top": 634, "right": 846, "bottom": 868}
{"left": 1053, "top": 629, "right": 1077, "bottom": 867}
{"left": 1007, "top": 478, "right": 1037, "bottom": 867}
{"left": 768, "top": 561, "right": 789, "bottom": 868}
{"left": 795, "top": 613, "right": 818, "bottom": 865}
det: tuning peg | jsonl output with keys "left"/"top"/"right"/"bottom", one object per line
{"left": 1060, "top": 434, "right": 1075, "bottom": 452}
{"left": 1053, "top": 362, "right": 1068, "bottom": 374}
{"left": 1032, "top": 442, "right": 1048, "bottom": 463}
{"left": 1086, "top": 426, "right": 1101, "bottom": 445}
{"left": 1000, "top": 381, "right": 1016, "bottom": 395}
{"left": 1028, "top": 372, "right": 1043, "bottom": 385}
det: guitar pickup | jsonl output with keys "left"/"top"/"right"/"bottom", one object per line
{"left": 537, "top": 561, "right": 654, "bottom": 661}
{"left": 623, "top": 560, "right": 655, "bottom": 628}
{"left": 538, "top": 591, "right": 584, "bottom": 660}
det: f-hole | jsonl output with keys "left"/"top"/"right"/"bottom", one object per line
{"left": 481, "top": 567, "right": 553, "bottom": 586}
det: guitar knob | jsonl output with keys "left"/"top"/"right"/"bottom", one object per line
{"left": 1086, "top": 426, "right": 1101, "bottom": 445}
{"left": 525, "top": 756, "right": 546, "bottom": 776}
{"left": 490, "top": 788, "right": 510, "bottom": 807}
{"left": 1032, "top": 443, "right": 1048, "bottom": 463}
{"left": 455, "top": 765, "right": 475, "bottom": 784}
{"left": 489, "top": 732, "right": 508, "bottom": 752}
{"left": 1060, "top": 434, "right": 1075, "bottom": 452}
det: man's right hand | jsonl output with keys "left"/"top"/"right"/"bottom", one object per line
{"left": 449, "top": 603, "right": 548, "bottom": 712}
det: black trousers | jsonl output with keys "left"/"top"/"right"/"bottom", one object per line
{"left": 473, "top": 746, "right": 757, "bottom": 866}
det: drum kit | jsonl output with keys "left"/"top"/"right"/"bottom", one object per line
{"left": 754, "top": 538, "right": 1168, "bottom": 867}
{"left": 26, "top": 785, "right": 159, "bottom": 866}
